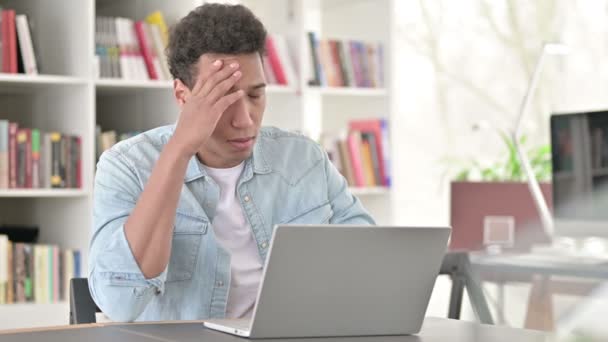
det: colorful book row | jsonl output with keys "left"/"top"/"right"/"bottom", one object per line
{"left": 95, "top": 11, "right": 170, "bottom": 80}
{"left": 0, "top": 120, "right": 82, "bottom": 189}
{"left": 324, "top": 118, "right": 391, "bottom": 188}
{"left": 308, "top": 32, "right": 384, "bottom": 88}
{"left": 0, "top": 235, "right": 81, "bottom": 304}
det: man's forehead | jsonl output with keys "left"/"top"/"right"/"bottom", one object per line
{"left": 198, "top": 54, "right": 244, "bottom": 66}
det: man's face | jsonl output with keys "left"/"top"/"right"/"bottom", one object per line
{"left": 176, "top": 53, "right": 267, "bottom": 168}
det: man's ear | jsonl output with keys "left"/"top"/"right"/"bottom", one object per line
{"left": 173, "top": 79, "right": 191, "bottom": 106}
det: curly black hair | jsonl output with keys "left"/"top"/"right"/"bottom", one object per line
{"left": 167, "top": 3, "right": 267, "bottom": 88}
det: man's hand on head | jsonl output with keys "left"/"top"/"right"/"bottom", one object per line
{"left": 172, "top": 55, "right": 245, "bottom": 158}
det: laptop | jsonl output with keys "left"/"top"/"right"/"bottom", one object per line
{"left": 203, "top": 224, "right": 451, "bottom": 339}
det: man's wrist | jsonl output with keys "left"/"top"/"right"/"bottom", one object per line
{"left": 166, "top": 137, "right": 197, "bottom": 162}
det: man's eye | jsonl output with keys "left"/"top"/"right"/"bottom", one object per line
{"left": 249, "top": 94, "right": 262, "bottom": 99}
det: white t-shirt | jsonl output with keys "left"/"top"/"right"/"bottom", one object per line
{"left": 202, "top": 162, "right": 263, "bottom": 319}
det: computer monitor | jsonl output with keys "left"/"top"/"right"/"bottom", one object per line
{"left": 551, "top": 110, "right": 608, "bottom": 237}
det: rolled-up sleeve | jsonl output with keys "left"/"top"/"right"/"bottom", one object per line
{"left": 322, "top": 147, "right": 376, "bottom": 225}
{"left": 89, "top": 150, "right": 167, "bottom": 322}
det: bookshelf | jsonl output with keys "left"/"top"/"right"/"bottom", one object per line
{"left": 0, "top": 0, "right": 395, "bottom": 330}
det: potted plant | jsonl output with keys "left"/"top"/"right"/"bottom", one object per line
{"left": 448, "top": 132, "right": 553, "bottom": 252}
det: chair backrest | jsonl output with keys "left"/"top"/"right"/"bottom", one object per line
{"left": 69, "top": 278, "right": 101, "bottom": 324}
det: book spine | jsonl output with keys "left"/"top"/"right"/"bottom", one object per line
{"left": 329, "top": 40, "right": 344, "bottom": 87}
{"left": 134, "top": 21, "right": 158, "bottom": 80}
{"left": 74, "top": 136, "right": 82, "bottom": 188}
{"left": 362, "top": 132, "right": 382, "bottom": 186}
{"left": 2, "top": 11, "right": 9, "bottom": 72}
{"left": 47, "top": 246, "right": 53, "bottom": 303}
{"left": 16, "top": 128, "right": 27, "bottom": 188}
{"left": 380, "top": 119, "right": 391, "bottom": 187}
{"left": 346, "top": 131, "right": 365, "bottom": 187}
{"left": 25, "top": 129, "right": 32, "bottom": 188}
{"left": 8, "top": 122, "right": 17, "bottom": 188}
{"left": 14, "top": 243, "right": 25, "bottom": 302}
{"left": 23, "top": 244, "right": 33, "bottom": 301}
{"left": 42, "top": 133, "right": 52, "bottom": 188}
{"left": 52, "top": 246, "right": 59, "bottom": 302}
{"left": 50, "top": 132, "right": 62, "bottom": 188}
{"left": 31, "top": 129, "right": 40, "bottom": 188}
{"left": 64, "top": 135, "right": 72, "bottom": 188}
{"left": 6, "top": 240, "right": 12, "bottom": 303}
{"left": 0, "top": 120, "right": 8, "bottom": 189}
{"left": 306, "top": 32, "right": 321, "bottom": 86}
{"left": 7, "top": 10, "right": 16, "bottom": 73}
{"left": 15, "top": 15, "right": 37, "bottom": 74}
{"left": 0, "top": 235, "right": 6, "bottom": 304}
{"left": 265, "top": 36, "right": 287, "bottom": 85}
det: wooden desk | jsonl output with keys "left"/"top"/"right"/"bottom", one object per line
{"left": 0, "top": 317, "right": 550, "bottom": 342}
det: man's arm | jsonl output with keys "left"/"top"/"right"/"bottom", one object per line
{"left": 322, "top": 147, "right": 376, "bottom": 225}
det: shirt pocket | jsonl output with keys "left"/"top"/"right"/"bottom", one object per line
{"left": 166, "top": 214, "right": 208, "bottom": 282}
{"left": 282, "top": 202, "right": 334, "bottom": 225}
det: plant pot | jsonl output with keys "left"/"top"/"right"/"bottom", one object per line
{"left": 449, "top": 181, "right": 553, "bottom": 252}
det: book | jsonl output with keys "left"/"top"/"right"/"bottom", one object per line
{"left": 23, "top": 244, "right": 33, "bottom": 301}
{"left": 15, "top": 14, "right": 37, "bottom": 74}
{"left": 0, "top": 235, "right": 7, "bottom": 304}
{"left": 50, "top": 132, "right": 62, "bottom": 188}
{"left": 362, "top": 132, "right": 382, "bottom": 186}
{"left": 307, "top": 32, "right": 322, "bottom": 86}
{"left": 145, "top": 11, "right": 168, "bottom": 46}
{"left": 7, "top": 10, "right": 16, "bottom": 73}
{"left": 134, "top": 21, "right": 158, "bottom": 80}
{"left": 346, "top": 131, "right": 365, "bottom": 187}
{"left": 8, "top": 121, "right": 17, "bottom": 188}
{"left": 337, "top": 139, "right": 356, "bottom": 186}
{"left": 265, "top": 36, "right": 287, "bottom": 85}
{"left": 360, "top": 138, "right": 376, "bottom": 186}
{"left": 6, "top": 239, "right": 13, "bottom": 303}
{"left": 0, "top": 120, "right": 8, "bottom": 188}
{"left": 269, "top": 34, "right": 298, "bottom": 87}
{"left": 13, "top": 243, "right": 26, "bottom": 302}
{"left": 148, "top": 24, "right": 170, "bottom": 80}
{"left": 349, "top": 119, "right": 390, "bottom": 186}
{"left": 31, "top": 129, "right": 40, "bottom": 188}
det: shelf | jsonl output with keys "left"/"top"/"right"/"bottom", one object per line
{"left": 0, "top": 74, "right": 88, "bottom": 92}
{"left": 95, "top": 79, "right": 173, "bottom": 94}
{"left": 349, "top": 186, "right": 390, "bottom": 195}
{"left": 0, "top": 189, "right": 89, "bottom": 198}
{"left": 307, "top": 86, "right": 387, "bottom": 97}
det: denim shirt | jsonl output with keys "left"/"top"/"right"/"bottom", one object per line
{"left": 89, "top": 125, "right": 375, "bottom": 322}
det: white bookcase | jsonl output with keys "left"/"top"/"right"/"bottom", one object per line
{"left": 0, "top": 0, "right": 395, "bottom": 330}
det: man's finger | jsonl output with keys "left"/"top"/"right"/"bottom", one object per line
{"left": 192, "top": 58, "right": 223, "bottom": 95}
{"left": 199, "top": 61, "right": 240, "bottom": 97}
{"left": 212, "top": 90, "right": 245, "bottom": 115}
{"left": 207, "top": 70, "right": 241, "bottom": 104}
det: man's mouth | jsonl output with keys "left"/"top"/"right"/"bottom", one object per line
{"left": 227, "top": 136, "right": 255, "bottom": 150}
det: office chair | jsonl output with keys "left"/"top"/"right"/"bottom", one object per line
{"left": 69, "top": 278, "right": 101, "bottom": 324}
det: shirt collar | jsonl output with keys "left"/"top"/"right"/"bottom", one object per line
{"left": 180, "top": 130, "right": 272, "bottom": 183}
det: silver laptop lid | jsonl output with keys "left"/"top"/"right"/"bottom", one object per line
{"left": 248, "top": 225, "right": 451, "bottom": 338}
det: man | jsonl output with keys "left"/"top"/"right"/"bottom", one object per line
{"left": 89, "top": 3, "right": 374, "bottom": 322}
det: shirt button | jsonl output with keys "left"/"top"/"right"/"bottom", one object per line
{"left": 216, "top": 281, "right": 224, "bottom": 287}
{"left": 261, "top": 241, "right": 268, "bottom": 249}
{"left": 244, "top": 195, "right": 250, "bottom": 202}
